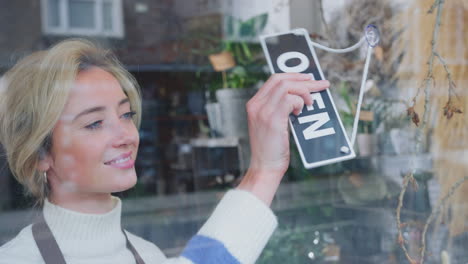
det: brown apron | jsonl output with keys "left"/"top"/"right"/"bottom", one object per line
{"left": 32, "top": 214, "right": 146, "bottom": 264}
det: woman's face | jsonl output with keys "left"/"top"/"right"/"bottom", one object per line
{"left": 47, "top": 67, "right": 139, "bottom": 195}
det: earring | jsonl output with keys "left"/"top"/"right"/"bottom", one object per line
{"left": 43, "top": 171, "right": 48, "bottom": 184}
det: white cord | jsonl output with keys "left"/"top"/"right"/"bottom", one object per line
{"left": 350, "top": 46, "right": 373, "bottom": 147}
{"left": 311, "top": 37, "right": 366, "bottom": 53}
{"left": 308, "top": 36, "right": 374, "bottom": 148}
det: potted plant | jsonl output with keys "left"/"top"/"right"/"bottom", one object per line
{"left": 204, "top": 13, "right": 269, "bottom": 139}
{"left": 200, "top": 13, "right": 269, "bottom": 172}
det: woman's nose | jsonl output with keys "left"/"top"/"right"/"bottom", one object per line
{"left": 110, "top": 121, "right": 138, "bottom": 148}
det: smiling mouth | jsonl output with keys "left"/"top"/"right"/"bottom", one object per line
{"left": 104, "top": 152, "right": 135, "bottom": 169}
{"left": 105, "top": 156, "right": 131, "bottom": 165}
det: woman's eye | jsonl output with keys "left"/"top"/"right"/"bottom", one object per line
{"left": 85, "top": 120, "right": 103, "bottom": 130}
{"left": 122, "top": 111, "right": 136, "bottom": 120}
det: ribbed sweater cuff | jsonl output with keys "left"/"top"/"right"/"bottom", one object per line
{"left": 197, "top": 189, "right": 278, "bottom": 264}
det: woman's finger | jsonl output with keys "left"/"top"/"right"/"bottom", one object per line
{"left": 262, "top": 79, "right": 330, "bottom": 110}
{"left": 256, "top": 73, "right": 313, "bottom": 98}
{"left": 262, "top": 93, "right": 305, "bottom": 120}
{"left": 287, "top": 94, "right": 306, "bottom": 116}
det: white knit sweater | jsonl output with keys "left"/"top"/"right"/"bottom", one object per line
{"left": 0, "top": 189, "right": 277, "bottom": 264}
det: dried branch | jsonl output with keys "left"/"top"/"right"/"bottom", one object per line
{"left": 397, "top": 1, "right": 447, "bottom": 263}
{"left": 433, "top": 52, "right": 454, "bottom": 94}
{"left": 395, "top": 172, "right": 419, "bottom": 264}
{"left": 420, "top": 0, "right": 444, "bottom": 133}
{"left": 427, "top": 1, "right": 439, "bottom": 14}
{"left": 410, "top": 82, "right": 424, "bottom": 107}
{"left": 407, "top": 106, "right": 421, "bottom": 127}
{"left": 408, "top": 0, "right": 444, "bottom": 128}
{"left": 433, "top": 52, "right": 464, "bottom": 119}
{"left": 420, "top": 175, "right": 468, "bottom": 263}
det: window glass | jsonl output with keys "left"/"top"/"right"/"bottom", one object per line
{"left": 0, "top": 0, "right": 467, "bottom": 263}
{"left": 47, "top": 0, "right": 60, "bottom": 27}
{"left": 68, "top": 0, "right": 95, "bottom": 29}
{"left": 102, "top": 1, "right": 113, "bottom": 31}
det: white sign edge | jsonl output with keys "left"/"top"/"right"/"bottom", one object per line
{"left": 260, "top": 28, "right": 356, "bottom": 169}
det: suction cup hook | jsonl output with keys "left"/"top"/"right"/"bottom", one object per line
{"left": 365, "top": 24, "right": 380, "bottom": 47}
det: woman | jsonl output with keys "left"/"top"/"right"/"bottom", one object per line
{"left": 0, "top": 39, "right": 329, "bottom": 264}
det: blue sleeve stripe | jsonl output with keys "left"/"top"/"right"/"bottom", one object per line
{"left": 181, "top": 235, "right": 240, "bottom": 264}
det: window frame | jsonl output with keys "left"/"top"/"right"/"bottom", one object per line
{"left": 40, "top": 0, "right": 124, "bottom": 38}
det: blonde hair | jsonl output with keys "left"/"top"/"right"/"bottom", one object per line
{"left": 0, "top": 39, "right": 142, "bottom": 204}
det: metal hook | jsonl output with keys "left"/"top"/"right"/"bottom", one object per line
{"left": 365, "top": 24, "right": 380, "bottom": 47}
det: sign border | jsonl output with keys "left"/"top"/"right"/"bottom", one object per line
{"left": 260, "top": 28, "right": 356, "bottom": 169}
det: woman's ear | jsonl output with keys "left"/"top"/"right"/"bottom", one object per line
{"left": 37, "top": 158, "right": 51, "bottom": 172}
{"left": 37, "top": 147, "right": 53, "bottom": 172}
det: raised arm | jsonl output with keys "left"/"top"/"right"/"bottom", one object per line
{"left": 238, "top": 73, "right": 330, "bottom": 206}
{"left": 159, "top": 74, "right": 329, "bottom": 264}
{"left": 0, "top": 74, "right": 329, "bottom": 264}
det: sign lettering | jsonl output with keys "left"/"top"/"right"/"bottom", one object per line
{"left": 298, "top": 112, "right": 336, "bottom": 140}
{"left": 277, "top": 51, "right": 310, "bottom": 73}
{"left": 299, "top": 92, "right": 336, "bottom": 140}
{"left": 261, "top": 28, "right": 355, "bottom": 168}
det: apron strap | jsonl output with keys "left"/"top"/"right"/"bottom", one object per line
{"left": 122, "top": 228, "right": 146, "bottom": 264}
{"left": 32, "top": 214, "right": 146, "bottom": 264}
{"left": 32, "top": 216, "right": 66, "bottom": 264}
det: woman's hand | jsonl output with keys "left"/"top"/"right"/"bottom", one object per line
{"left": 237, "top": 73, "right": 330, "bottom": 205}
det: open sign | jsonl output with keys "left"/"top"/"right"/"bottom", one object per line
{"left": 260, "top": 28, "right": 355, "bottom": 169}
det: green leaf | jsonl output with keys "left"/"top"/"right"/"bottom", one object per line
{"left": 241, "top": 42, "right": 253, "bottom": 61}
{"left": 240, "top": 18, "right": 255, "bottom": 37}
{"left": 231, "top": 66, "right": 247, "bottom": 76}
{"left": 256, "top": 13, "right": 268, "bottom": 32}
{"left": 234, "top": 43, "right": 247, "bottom": 64}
